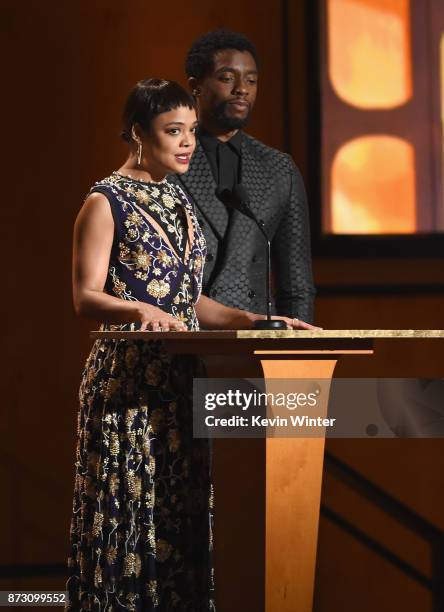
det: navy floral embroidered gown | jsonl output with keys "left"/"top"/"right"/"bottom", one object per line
{"left": 67, "top": 173, "right": 215, "bottom": 611}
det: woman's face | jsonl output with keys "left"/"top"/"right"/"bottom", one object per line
{"left": 141, "top": 106, "right": 198, "bottom": 176}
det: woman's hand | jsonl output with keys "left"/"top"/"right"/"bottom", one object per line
{"left": 137, "top": 303, "right": 188, "bottom": 332}
{"left": 195, "top": 295, "right": 321, "bottom": 330}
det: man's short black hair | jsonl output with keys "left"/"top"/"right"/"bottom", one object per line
{"left": 185, "top": 29, "right": 259, "bottom": 80}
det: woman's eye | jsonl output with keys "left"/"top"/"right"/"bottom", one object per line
{"left": 190, "top": 127, "right": 197, "bottom": 134}
{"left": 167, "top": 129, "right": 180, "bottom": 135}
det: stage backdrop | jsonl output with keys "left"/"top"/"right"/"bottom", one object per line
{"left": 2, "top": 2, "right": 444, "bottom": 611}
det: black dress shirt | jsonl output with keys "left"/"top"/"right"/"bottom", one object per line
{"left": 198, "top": 130, "right": 243, "bottom": 194}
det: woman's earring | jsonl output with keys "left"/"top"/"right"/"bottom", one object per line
{"left": 131, "top": 126, "right": 142, "bottom": 166}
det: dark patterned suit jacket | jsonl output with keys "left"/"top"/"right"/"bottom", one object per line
{"left": 173, "top": 132, "right": 316, "bottom": 322}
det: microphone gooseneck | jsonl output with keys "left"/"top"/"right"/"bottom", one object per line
{"left": 225, "top": 185, "right": 287, "bottom": 330}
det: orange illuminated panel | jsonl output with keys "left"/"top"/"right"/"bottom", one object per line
{"left": 328, "top": 0, "right": 412, "bottom": 108}
{"left": 331, "top": 136, "right": 416, "bottom": 233}
{"left": 441, "top": 33, "right": 444, "bottom": 215}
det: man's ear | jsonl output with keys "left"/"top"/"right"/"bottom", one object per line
{"left": 188, "top": 77, "right": 200, "bottom": 97}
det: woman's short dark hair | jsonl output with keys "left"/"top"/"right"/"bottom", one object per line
{"left": 185, "top": 29, "right": 259, "bottom": 80}
{"left": 121, "top": 78, "right": 196, "bottom": 143}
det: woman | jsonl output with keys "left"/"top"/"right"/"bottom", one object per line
{"left": 67, "top": 78, "right": 314, "bottom": 611}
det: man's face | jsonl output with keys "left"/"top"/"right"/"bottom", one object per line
{"left": 195, "top": 49, "right": 258, "bottom": 130}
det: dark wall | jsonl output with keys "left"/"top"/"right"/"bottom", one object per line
{"left": 0, "top": 0, "right": 286, "bottom": 590}
{"left": 2, "top": 1, "right": 444, "bottom": 610}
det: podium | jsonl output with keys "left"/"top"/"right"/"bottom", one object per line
{"left": 91, "top": 329, "right": 444, "bottom": 612}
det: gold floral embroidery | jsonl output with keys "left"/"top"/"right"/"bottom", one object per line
{"left": 175, "top": 312, "right": 188, "bottom": 323}
{"left": 123, "top": 553, "right": 136, "bottom": 576}
{"left": 92, "top": 512, "right": 104, "bottom": 537}
{"left": 119, "top": 242, "right": 130, "bottom": 258}
{"left": 194, "top": 255, "right": 203, "bottom": 272}
{"left": 109, "top": 432, "right": 119, "bottom": 456}
{"left": 94, "top": 564, "right": 102, "bottom": 587}
{"left": 147, "top": 279, "right": 170, "bottom": 299}
{"left": 161, "top": 193, "right": 175, "bottom": 209}
{"left": 105, "top": 545, "right": 117, "bottom": 565}
{"left": 147, "top": 455, "right": 155, "bottom": 476}
{"left": 132, "top": 244, "right": 152, "bottom": 270}
{"left": 87, "top": 451, "right": 101, "bottom": 477}
{"left": 147, "top": 523, "right": 156, "bottom": 547}
{"left": 134, "top": 553, "right": 142, "bottom": 577}
{"left": 147, "top": 580, "right": 159, "bottom": 605}
{"left": 157, "top": 250, "right": 172, "bottom": 267}
{"left": 128, "top": 430, "right": 136, "bottom": 447}
{"left": 145, "top": 489, "right": 155, "bottom": 508}
{"left": 109, "top": 473, "right": 120, "bottom": 495}
{"left": 112, "top": 277, "right": 127, "bottom": 297}
{"left": 135, "top": 189, "right": 150, "bottom": 205}
{"left": 125, "top": 211, "right": 143, "bottom": 227}
{"left": 125, "top": 408, "right": 138, "bottom": 429}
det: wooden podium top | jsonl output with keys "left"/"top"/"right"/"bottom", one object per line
{"left": 90, "top": 329, "right": 444, "bottom": 340}
{"left": 88, "top": 330, "right": 444, "bottom": 356}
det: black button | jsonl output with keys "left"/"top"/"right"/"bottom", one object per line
{"left": 248, "top": 290, "right": 256, "bottom": 299}
{"left": 212, "top": 289, "right": 218, "bottom": 297}
{"left": 252, "top": 255, "right": 257, "bottom": 263}
{"left": 206, "top": 253, "right": 214, "bottom": 262}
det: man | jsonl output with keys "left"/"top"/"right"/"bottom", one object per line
{"left": 176, "top": 29, "right": 315, "bottom": 323}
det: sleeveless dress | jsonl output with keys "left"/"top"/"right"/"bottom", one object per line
{"left": 67, "top": 172, "right": 215, "bottom": 611}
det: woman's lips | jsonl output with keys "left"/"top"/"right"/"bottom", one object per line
{"left": 175, "top": 154, "right": 191, "bottom": 165}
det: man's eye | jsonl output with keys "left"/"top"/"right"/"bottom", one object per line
{"left": 247, "top": 79, "right": 257, "bottom": 85}
{"left": 220, "top": 76, "right": 233, "bottom": 82}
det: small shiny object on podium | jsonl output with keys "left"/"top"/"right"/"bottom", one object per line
{"left": 0, "top": 592, "right": 67, "bottom": 606}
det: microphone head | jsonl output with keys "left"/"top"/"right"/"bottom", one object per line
{"left": 232, "top": 183, "right": 250, "bottom": 207}
{"left": 216, "top": 188, "right": 234, "bottom": 206}
{"left": 216, "top": 184, "right": 257, "bottom": 221}
{"left": 230, "top": 184, "right": 256, "bottom": 220}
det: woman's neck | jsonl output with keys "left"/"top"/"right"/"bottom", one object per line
{"left": 118, "top": 154, "right": 167, "bottom": 183}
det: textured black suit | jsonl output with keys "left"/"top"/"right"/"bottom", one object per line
{"left": 174, "top": 132, "right": 315, "bottom": 322}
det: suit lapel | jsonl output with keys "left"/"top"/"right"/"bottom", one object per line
{"left": 224, "top": 135, "right": 273, "bottom": 257}
{"left": 177, "top": 144, "right": 229, "bottom": 240}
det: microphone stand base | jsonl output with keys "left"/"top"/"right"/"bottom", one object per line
{"left": 253, "top": 319, "right": 288, "bottom": 330}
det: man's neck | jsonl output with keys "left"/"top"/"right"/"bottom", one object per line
{"left": 199, "top": 122, "right": 239, "bottom": 143}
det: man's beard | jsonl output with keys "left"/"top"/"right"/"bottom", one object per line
{"left": 211, "top": 100, "right": 251, "bottom": 130}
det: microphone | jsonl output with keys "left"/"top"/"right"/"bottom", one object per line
{"left": 227, "top": 185, "right": 287, "bottom": 330}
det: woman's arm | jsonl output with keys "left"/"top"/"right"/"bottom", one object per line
{"left": 195, "top": 295, "right": 318, "bottom": 330}
{"left": 72, "top": 193, "right": 187, "bottom": 331}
